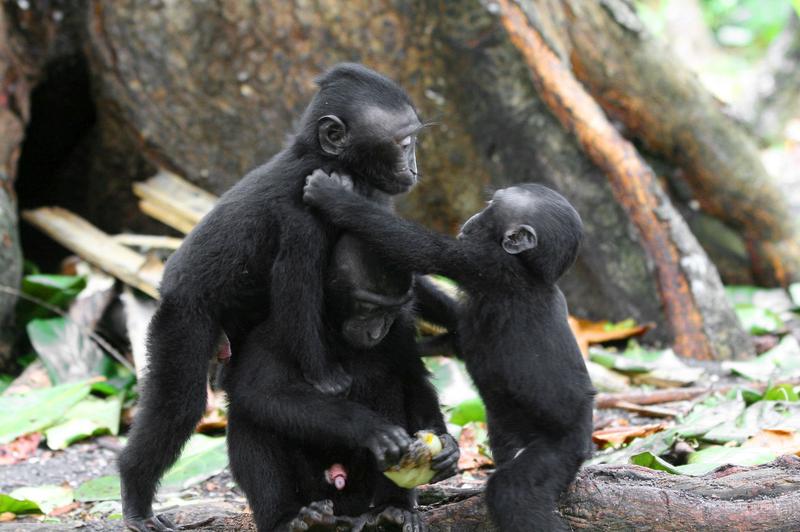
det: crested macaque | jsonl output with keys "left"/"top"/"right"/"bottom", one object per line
{"left": 120, "top": 63, "right": 454, "bottom": 531}
{"left": 304, "top": 174, "right": 595, "bottom": 532}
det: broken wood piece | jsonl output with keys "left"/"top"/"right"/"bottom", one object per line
{"left": 609, "top": 400, "right": 679, "bottom": 418}
{"left": 113, "top": 233, "right": 184, "bottom": 250}
{"left": 138, "top": 200, "right": 197, "bottom": 234}
{"left": 22, "top": 207, "right": 162, "bottom": 298}
{"left": 133, "top": 170, "right": 217, "bottom": 233}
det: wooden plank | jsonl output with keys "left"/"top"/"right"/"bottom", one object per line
{"left": 133, "top": 170, "right": 217, "bottom": 233}
{"left": 112, "top": 233, "right": 184, "bottom": 250}
{"left": 138, "top": 200, "right": 196, "bottom": 234}
{"left": 22, "top": 207, "right": 162, "bottom": 298}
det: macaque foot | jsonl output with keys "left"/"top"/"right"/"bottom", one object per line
{"left": 371, "top": 506, "right": 427, "bottom": 532}
{"left": 287, "top": 500, "right": 339, "bottom": 531}
{"left": 125, "top": 513, "right": 178, "bottom": 531}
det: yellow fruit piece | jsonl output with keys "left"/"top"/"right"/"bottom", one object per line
{"left": 383, "top": 431, "right": 444, "bottom": 489}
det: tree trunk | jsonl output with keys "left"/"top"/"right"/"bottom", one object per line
{"left": 72, "top": 0, "right": 761, "bottom": 359}
{"left": 0, "top": 3, "right": 39, "bottom": 370}
{"left": 561, "top": 0, "right": 800, "bottom": 288}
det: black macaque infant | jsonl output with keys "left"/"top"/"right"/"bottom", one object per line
{"left": 224, "top": 231, "right": 459, "bottom": 532}
{"left": 304, "top": 172, "right": 595, "bottom": 532}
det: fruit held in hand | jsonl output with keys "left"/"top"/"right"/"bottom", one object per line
{"left": 383, "top": 431, "right": 443, "bottom": 488}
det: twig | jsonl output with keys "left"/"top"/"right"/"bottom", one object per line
{"left": 610, "top": 400, "right": 679, "bottom": 418}
{"left": 595, "top": 377, "right": 800, "bottom": 409}
{"left": 0, "top": 285, "right": 135, "bottom": 373}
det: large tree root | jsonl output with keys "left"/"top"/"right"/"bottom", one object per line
{"left": 423, "top": 456, "right": 800, "bottom": 531}
{"left": 8, "top": 458, "right": 799, "bottom": 531}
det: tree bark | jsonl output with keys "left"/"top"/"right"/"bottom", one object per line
{"left": 18, "top": 458, "right": 798, "bottom": 531}
{"left": 76, "top": 0, "right": 758, "bottom": 359}
{"left": 421, "top": 456, "right": 800, "bottom": 531}
{"left": 0, "top": 3, "right": 39, "bottom": 370}
{"left": 561, "top": 0, "right": 800, "bottom": 287}
{"left": 496, "top": 0, "right": 739, "bottom": 360}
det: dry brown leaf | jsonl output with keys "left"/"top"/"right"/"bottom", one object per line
{"left": 592, "top": 423, "right": 665, "bottom": 447}
{"left": 457, "top": 424, "right": 494, "bottom": 471}
{"left": 0, "top": 512, "right": 16, "bottom": 522}
{"left": 0, "top": 433, "right": 42, "bottom": 465}
{"left": 743, "top": 429, "right": 800, "bottom": 456}
{"left": 49, "top": 502, "right": 80, "bottom": 517}
{"left": 568, "top": 317, "right": 652, "bottom": 358}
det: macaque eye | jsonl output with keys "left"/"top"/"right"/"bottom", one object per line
{"left": 355, "top": 302, "right": 379, "bottom": 314}
{"left": 399, "top": 135, "right": 412, "bottom": 148}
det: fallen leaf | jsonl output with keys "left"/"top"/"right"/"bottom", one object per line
{"left": 0, "top": 434, "right": 42, "bottom": 465}
{"left": 742, "top": 429, "right": 800, "bottom": 456}
{"left": 457, "top": 423, "right": 493, "bottom": 471}
{"left": 2, "top": 361, "right": 52, "bottom": 396}
{"left": 592, "top": 423, "right": 666, "bottom": 447}
{"left": 611, "top": 401, "right": 678, "bottom": 418}
{"left": 0, "top": 512, "right": 15, "bottom": 522}
{"left": 569, "top": 317, "right": 651, "bottom": 358}
{"left": 49, "top": 501, "right": 80, "bottom": 516}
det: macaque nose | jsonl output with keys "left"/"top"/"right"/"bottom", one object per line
{"left": 368, "top": 325, "right": 384, "bottom": 341}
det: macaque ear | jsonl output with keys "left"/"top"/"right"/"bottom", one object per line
{"left": 502, "top": 224, "right": 538, "bottom": 255}
{"left": 318, "top": 115, "right": 348, "bottom": 156}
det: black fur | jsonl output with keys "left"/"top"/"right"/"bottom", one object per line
{"left": 304, "top": 178, "right": 595, "bottom": 531}
{"left": 224, "top": 235, "right": 456, "bottom": 531}
{"left": 119, "top": 63, "right": 433, "bottom": 530}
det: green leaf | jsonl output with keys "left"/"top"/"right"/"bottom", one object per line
{"left": 724, "top": 336, "right": 800, "bottom": 380}
{"left": 0, "top": 494, "right": 41, "bottom": 514}
{"left": 725, "top": 285, "right": 759, "bottom": 306}
{"left": 630, "top": 451, "right": 682, "bottom": 474}
{"left": 588, "top": 348, "right": 651, "bottom": 373}
{"left": 588, "top": 428, "right": 679, "bottom": 466}
{"left": 160, "top": 435, "right": 228, "bottom": 492}
{"left": 677, "top": 396, "right": 746, "bottom": 439}
{"left": 0, "top": 380, "right": 93, "bottom": 444}
{"left": 44, "top": 395, "right": 123, "bottom": 450}
{"left": 704, "top": 400, "right": 800, "bottom": 444}
{"left": 725, "top": 387, "right": 763, "bottom": 405}
{"left": 789, "top": 282, "right": 800, "bottom": 309}
{"left": 763, "top": 384, "right": 799, "bottom": 402}
{"left": 7, "top": 485, "right": 73, "bottom": 515}
{"left": 76, "top": 435, "right": 228, "bottom": 501}
{"left": 733, "top": 304, "right": 783, "bottom": 335}
{"left": 591, "top": 343, "right": 703, "bottom": 386}
{"left": 27, "top": 317, "right": 106, "bottom": 385}
{"left": 17, "top": 274, "right": 86, "bottom": 322}
{"left": 75, "top": 476, "right": 122, "bottom": 503}
{"left": 448, "top": 397, "right": 486, "bottom": 426}
{"left": 0, "top": 374, "right": 12, "bottom": 394}
{"left": 635, "top": 445, "right": 780, "bottom": 477}
{"left": 88, "top": 500, "right": 122, "bottom": 515}
{"left": 725, "top": 285, "right": 794, "bottom": 311}
{"left": 686, "top": 445, "right": 777, "bottom": 467}
{"left": 91, "top": 381, "right": 120, "bottom": 397}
